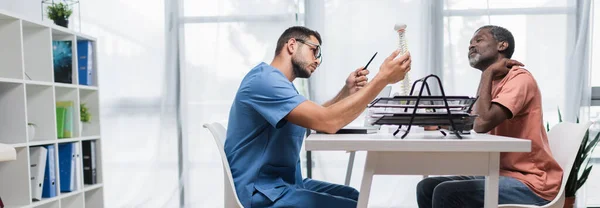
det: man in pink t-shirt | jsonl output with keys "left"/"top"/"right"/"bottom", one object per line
{"left": 416, "top": 25, "right": 562, "bottom": 208}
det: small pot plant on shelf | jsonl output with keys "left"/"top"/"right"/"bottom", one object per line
{"left": 547, "top": 109, "right": 600, "bottom": 208}
{"left": 46, "top": 2, "right": 72, "bottom": 28}
{"left": 80, "top": 103, "right": 91, "bottom": 136}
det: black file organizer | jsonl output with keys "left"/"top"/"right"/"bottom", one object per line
{"left": 368, "top": 74, "right": 478, "bottom": 139}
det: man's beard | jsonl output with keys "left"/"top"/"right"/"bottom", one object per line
{"left": 469, "top": 53, "right": 481, "bottom": 67}
{"left": 292, "top": 56, "right": 312, "bottom": 78}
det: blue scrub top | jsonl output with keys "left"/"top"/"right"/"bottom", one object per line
{"left": 224, "top": 62, "right": 307, "bottom": 207}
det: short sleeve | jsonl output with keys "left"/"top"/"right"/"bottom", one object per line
{"left": 241, "top": 71, "right": 306, "bottom": 128}
{"left": 491, "top": 74, "right": 536, "bottom": 118}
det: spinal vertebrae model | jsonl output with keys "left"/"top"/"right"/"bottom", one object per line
{"left": 394, "top": 23, "right": 411, "bottom": 96}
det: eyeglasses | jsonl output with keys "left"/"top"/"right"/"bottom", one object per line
{"left": 296, "top": 39, "right": 322, "bottom": 63}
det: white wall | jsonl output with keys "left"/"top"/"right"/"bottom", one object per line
{"left": 0, "top": 0, "right": 45, "bottom": 21}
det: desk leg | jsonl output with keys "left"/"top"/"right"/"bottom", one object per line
{"left": 307, "top": 151, "right": 312, "bottom": 178}
{"left": 345, "top": 151, "right": 356, "bottom": 186}
{"left": 484, "top": 152, "right": 500, "bottom": 208}
{"left": 358, "top": 152, "right": 378, "bottom": 208}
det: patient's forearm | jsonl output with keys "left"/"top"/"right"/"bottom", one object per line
{"left": 475, "top": 72, "right": 494, "bottom": 120}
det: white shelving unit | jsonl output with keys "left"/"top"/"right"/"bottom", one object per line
{"left": 0, "top": 10, "right": 103, "bottom": 208}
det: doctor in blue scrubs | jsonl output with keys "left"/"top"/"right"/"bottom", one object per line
{"left": 225, "top": 26, "right": 412, "bottom": 207}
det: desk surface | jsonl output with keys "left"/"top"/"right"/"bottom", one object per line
{"left": 305, "top": 130, "right": 531, "bottom": 152}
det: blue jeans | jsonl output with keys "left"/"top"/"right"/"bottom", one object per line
{"left": 416, "top": 176, "right": 550, "bottom": 208}
{"left": 251, "top": 178, "right": 358, "bottom": 207}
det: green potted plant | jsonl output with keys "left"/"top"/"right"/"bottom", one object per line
{"left": 547, "top": 109, "right": 600, "bottom": 208}
{"left": 46, "top": 2, "right": 72, "bottom": 28}
{"left": 80, "top": 103, "right": 91, "bottom": 135}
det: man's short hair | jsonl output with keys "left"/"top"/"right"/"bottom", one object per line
{"left": 275, "top": 26, "right": 322, "bottom": 56}
{"left": 477, "top": 25, "right": 515, "bottom": 58}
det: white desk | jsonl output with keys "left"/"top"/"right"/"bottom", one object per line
{"left": 305, "top": 131, "right": 531, "bottom": 208}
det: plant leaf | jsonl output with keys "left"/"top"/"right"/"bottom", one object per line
{"left": 577, "top": 166, "right": 593, "bottom": 192}
{"left": 558, "top": 107, "right": 562, "bottom": 123}
{"left": 566, "top": 166, "right": 578, "bottom": 197}
{"left": 584, "top": 131, "right": 600, "bottom": 156}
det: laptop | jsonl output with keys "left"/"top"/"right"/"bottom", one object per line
{"left": 320, "top": 86, "right": 392, "bottom": 134}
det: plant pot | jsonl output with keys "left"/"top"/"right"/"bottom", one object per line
{"left": 564, "top": 196, "right": 575, "bottom": 208}
{"left": 27, "top": 124, "right": 36, "bottom": 140}
{"left": 53, "top": 18, "right": 69, "bottom": 28}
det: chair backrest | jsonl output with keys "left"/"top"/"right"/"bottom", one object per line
{"left": 543, "top": 121, "right": 592, "bottom": 207}
{"left": 203, "top": 122, "right": 243, "bottom": 208}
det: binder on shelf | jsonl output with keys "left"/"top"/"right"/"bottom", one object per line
{"left": 75, "top": 143, "right": 82, "bottom": 190}
{"left": 56, "top": 107, "right": 66, "bottom": 138}
{"left": 29, "top": 146, "right": 47, "bottom": 202}
{"left": 58, "top": 143, "right": 76, "bottom": 192}
{"left": 77, "top": 40, "right": 93, "bottom": 86}
{"left": 42, "top": 145, "right": 57, "bottom": 198}
{"left": 52, "top": 40, "right": 73, "bottom": 84}
{"left": 56, "top": 101, "right": 74, "bottom": 138}
{"left": 82, "top": 140, "right": 97, "bottom": 184}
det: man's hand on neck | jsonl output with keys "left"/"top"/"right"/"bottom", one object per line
{"left": 473, "top": 58, "right": 523, "bottom": 133}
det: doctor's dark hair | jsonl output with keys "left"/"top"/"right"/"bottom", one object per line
{"left": 476, "top": 25, "right": 515, "bottom": 59}
{"left": 275, "top": 26, "right": 322, "bottom": 56}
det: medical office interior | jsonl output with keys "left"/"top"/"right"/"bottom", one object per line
{"left": 0, "top": 0, "right": 600, "bottom": 207}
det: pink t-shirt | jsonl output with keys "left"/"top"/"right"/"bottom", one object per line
{"left": 489, "top": 67, "right": 563, "bottom": 201}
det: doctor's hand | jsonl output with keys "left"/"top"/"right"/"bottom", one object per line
{"left": 345, "top": 67, "right": 370, "bottom": 95}
{"left": 377, "top": 50, "right": 411, "bottom": 84}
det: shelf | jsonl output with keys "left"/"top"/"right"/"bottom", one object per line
{"left": 83, "top": 184, "right": 102, "bottom": 192}
{"left": 78, "top": 85, "right": 98, "bottom": 91}
{"left": 80, "top": 136, "right": 100, "bottom": 141}
{"left": 0, "top": 148, "right": 31, "bottom": 207}
{"left": 60, "top": 192, "right": 84, "bottom": 208}
{"left": 11, "top": 142, "right": 28, "bottom": 148}
{"left": 76, "top": 34, "right": 96, "bottom": 42}
{"left": 84, "top": 186, "right": 103, "bottom": 208}
{"left": 0, "top": 82, "right": 27, "bottom": 144}
{"left": 24, "top": 80, "right": 54, "bottom": 87}
{"left": 58, "top": 191, "right": 80, "bottom": 201}
{"left": 28, "top": 137, "right": 99, "bottom": 146}
{"left": 0, "top": 10, "right": 103, "bottom": 207}
{"left": 26, "top": 84, "right": 56, "bottom": 142}
{"left": 0, "top": 18, "right": 23, "bottom": 79}
{"left": 55, "top": 87, "right": 80, "bottom": 138}
{"left": 57, "top": 138, "right": 80, "bottom": 144}
{"left": 79, "top": 90, "right": 99, "bottom": 137}
{"left": 0, "top": 12, "right": 18, "bottom": 21}
{"left": 0, "top": 77, "right": 23, "bottom": 84}
{"left": 28, "top": 197, "right": 59, "bottom": 208}
{"left": 51, "top": 28, "right": 72, "bottom": 37}
{"left": 22, "top": 22, "right": 52, "bottom": 83}
{"left": 29, "top": 140, "right": 57, "bottom": 147}
{"left": 54, "top": 83, "right": 78, "bottom": 89}
{"left": 22, "top": 19, "right": 47, "bottom": 29}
